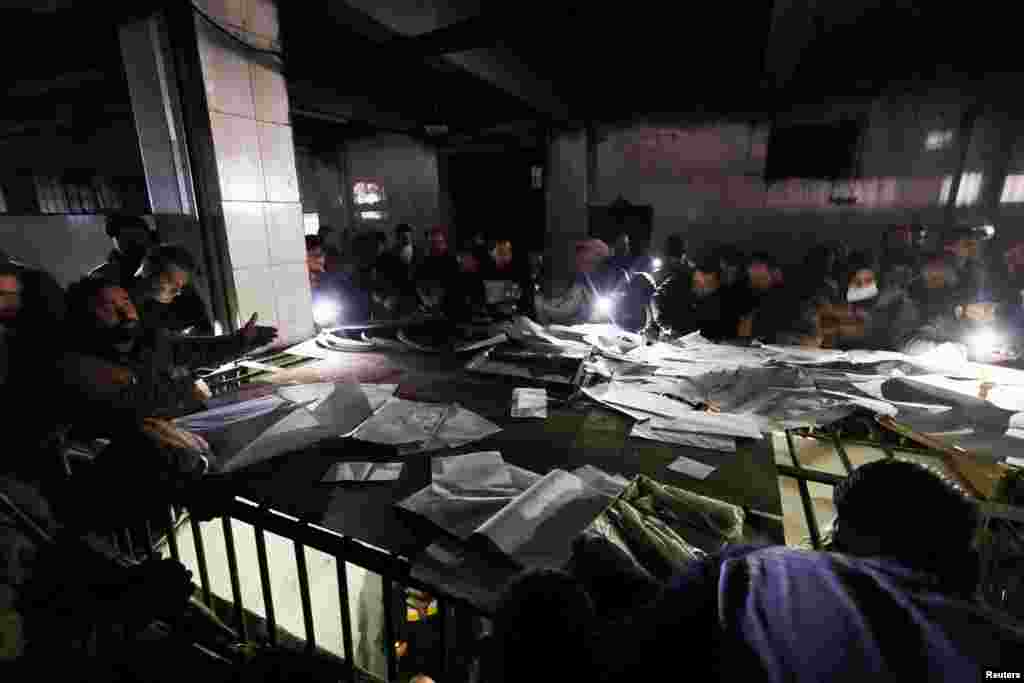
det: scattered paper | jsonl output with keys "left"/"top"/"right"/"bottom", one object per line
{"left": 351, "top": 398, "right": 450, "bottom": 445}
{"left": 646, "top": 411, "right": 763, "bottom": 440}
{"left": 512, "top": 387, "right": 548, "bottom": 418}
{"left": 174, "top": 395, "right": 287, "bottom": 432}
{"left": 572, "top": 465, "right": 630, "bottom": 498}
{"left": 583, "top": 382, "right": 696, "bottom": 420}
{"left": 1006, "top": 429, "right": 1024, "bottom": 441}
{"left": 1007, "top": 456, "right": 1024, "bottom": 467}
{"left": 667, "top": 456, "right": 717, "bottom": 480}
{"left": 630, "top": 421, "right": 737, "bottom": 452}
{"left": 322, "top": 462, "right": 404, "bottom": 482}
{"left": 282, "top": 337, "right": 331, "bottom": 360}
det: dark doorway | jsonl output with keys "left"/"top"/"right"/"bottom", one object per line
{"left": 444, "top": 147, "right": 546, "bottom": 253}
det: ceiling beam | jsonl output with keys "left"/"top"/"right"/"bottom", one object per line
{"left": 331, "top": 1, "right": 570, "bottom": 123}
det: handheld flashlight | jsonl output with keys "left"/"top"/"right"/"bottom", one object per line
{"left": 313, "top": 300, "right": 342, "bottom": 327}
{"left": 595, "top": 296, "right": 614, "bottom": 316}
{"left": 652, "top": 257, "right": 663, "bottom": 271}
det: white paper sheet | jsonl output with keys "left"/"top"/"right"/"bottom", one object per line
{"left": 630, "top": 421, "right": 738, "bottom": 452}
{"left": 512, "top": 387, "right": 548, "bottom": 418}
{"left": 583, "top": 382, "right": 696, "bottom": 420}
{"left": 1005, "top": 429, "right": 1024, "bottom": 442}
{"left": 644, "top": 411, "right": 763, "bottom": 439}
{"left": 821, "top": 391, "right": 899, "bottom": 417}
{"left": 1007, "top": 456, "right": 1024, "bottom": 467}
{"left": 351, "top": 398, "right": 451, "bottom": 445}
{"left": 762, "top": 345, "right": 849, "bottom": 364}
{"left": 474, "top": 469, "right": 612, "bottom": 570}
{"left": 322, "top": 462, "right": 404, "bottom": 482}
{"left": 571, "top": 465, "right": 630, "bottom": 498}
{"left": 282, "top": 337, "right": 332, "bottom": 360}
{"left": 667, "top": 456, "right": 717, "bottom": 480}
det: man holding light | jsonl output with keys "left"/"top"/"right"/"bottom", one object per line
{"left": 306, "top": 235, "right": 369, "bottom": 328}
{"left": 903, "top": 286, "right": 1018, "bottom": 364}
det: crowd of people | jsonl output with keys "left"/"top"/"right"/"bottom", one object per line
{"left": 2, "top": 213, "right": 1024, "bottom": 680}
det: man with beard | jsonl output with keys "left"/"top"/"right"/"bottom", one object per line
{"left": 131, "top": 244, "right": 214, "bottom": 336}
{"left": 92, "top": 217, "right": 212, "bottom": 336}
{"left": 821, "top": 252, "right": 920, "bottom": 351}
{"left": 652, "top": 253, "right": 741, "bottom": 341}
{"left": 55, "top": 276, "right": 276, "bottom": 433}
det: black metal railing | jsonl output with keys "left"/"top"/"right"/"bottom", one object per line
{"left": 120, "top": 497, "right": 484, "bottom": 683}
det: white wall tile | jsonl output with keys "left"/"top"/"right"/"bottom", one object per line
{"left": 258, "top": 122, "right": 301, "bottom": 203}
{"left": 271, "top": 263, "right": 314, "bottom": 342}
{"left": 197, "top": 0, "right": 244, "bottom": 27}
{"left": 243, "top": 0, "right": 279, "bottom": 43}
{"left": 233, "top": 265, "right": 278, "bottom": 328}
{"left": 198, "top": 23, "right": 255, "bottom": 118}
{"left": 211, "top": 112, "right": 266, "bottom": 202}
{"left": 222, "top": 201, "right": 269, "bottom": 268}
{"left": 251, "top": 61, "right": 289, "bottom": 125}
{"left": 264, "top": 202, "right": 305, "bottom": 265}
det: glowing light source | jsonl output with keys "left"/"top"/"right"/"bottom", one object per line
{"left": 313, "top": 300, "right": 341, "bottom": 326}
{"left": 359, "top": 210, "right": 385, "bottom": 220}
{"left": 968, "top": 329, "right": 1000, "bottom": 356}
{"left": 354, "top": 181, "right": 383, "bottom": 206}
{"left": 980, "top": 224, "right": 996, "bottom": 238}
{"left": 652, "top": 258, "right": 663, "bottom": 271}
{"left": 925, "top": 130, "right": 954, "bottom": 151}
{"left": 595, "top": 296, "right": 614, "bottom": 316}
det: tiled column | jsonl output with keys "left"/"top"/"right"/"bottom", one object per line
{"left": 193, "top": 0, "right": 312, "bottom": 341}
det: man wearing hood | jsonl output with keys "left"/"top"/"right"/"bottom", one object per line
{"left": 822, "top": 252, "right": 920, "bottom": 351}
{"left": 55, "top": 276, "right": 276, "bottom": 434}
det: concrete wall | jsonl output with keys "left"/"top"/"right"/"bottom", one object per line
{"left": 346, "top": 134, "right": 441, "bottom": 241}
{"left": 591, "top": 96, "right": 973, "bottom": 263}
{"left": 0, "top": 214, "right": 111, "bottom": 287}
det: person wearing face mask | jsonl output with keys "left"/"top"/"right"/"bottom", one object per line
{"left": 131, "top": 244, "right": 214, "bottom": 336}
{"left": 821, "top": 252, "right": 920, "bottom": 351}
{"left": 55, "top": 277, "right": 276, "bottom": 433}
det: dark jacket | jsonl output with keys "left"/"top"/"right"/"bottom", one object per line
{"left": 653, "top": 274, "right": 740, "bottom": 341}
{"left": 56, "top": 327, "right": 250, "bottom": 435}
{"left": 92, "top": 252, "right": 214, "bottom": 336}
{"left": 834, "top": 288, "right": 921, "bottom": 351}
{"left": 595, "top": 546, "right": 1023, "bottom": 683}
{"left": 134, "top": 287, "right": 214, "bottom": 337}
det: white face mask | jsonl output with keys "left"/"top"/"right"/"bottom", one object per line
{"left": 847, "top": 283, "right": 879, "bottom": 303}
{"left": 400, "top": 244, "right": 413, "bottom": 265}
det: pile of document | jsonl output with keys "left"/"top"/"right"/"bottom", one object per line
{"left": 175, "top": 382, "right": 503, "bottom": 471}
{"left": 399, "top": 452, "right": 629, "bottom": 571}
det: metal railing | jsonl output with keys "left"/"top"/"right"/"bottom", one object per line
{"left": 110, "top": 497, "right": 484, "bottom": 683}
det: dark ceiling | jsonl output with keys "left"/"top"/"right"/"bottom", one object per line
{"left": 3, "top": 2, "right": 1024, "bottom": 148}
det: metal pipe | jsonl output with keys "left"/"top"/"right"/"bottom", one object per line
{"left": 294, "top": 540, "right": 317, "bottom": 653}
{"left": 784, "top": 430, "right": 823, "bottom": 549}
{"left": 383, "top": 580, "right": 398, "bottom": 683}
{"left": 335, "top": 556, "right": 356, "bottom": 682}
{"left": 221, "top": 517, "right": 248, "bottom": 641}
{"left": 829, "top": 430, "right": 855, "bottom": 474}
{"left": 253, "top": 525, "right": 278, "bottom": 646}
{"left": 164, "top": 506, "right": 181, "bottom": 562}
{"left": 190, "top": 516, "right": 213, "bottom": 606}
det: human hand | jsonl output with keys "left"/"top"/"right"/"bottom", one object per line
{"left": 192, "top": 378, "right": 212, "bottom": 402}
{"left": 240, "top": 313, "right": 278, "bottom": 347}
